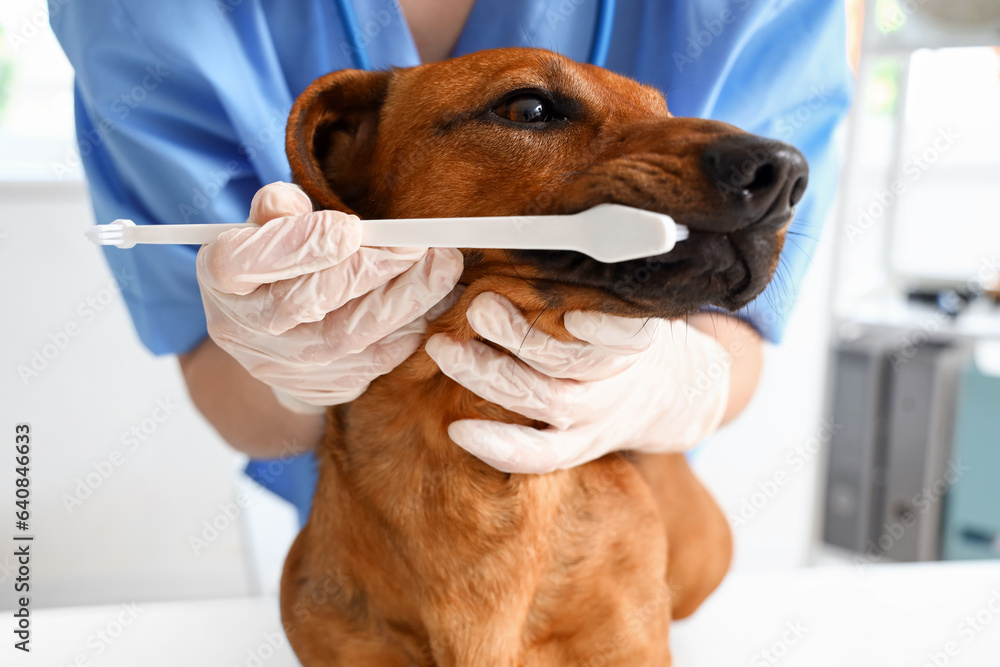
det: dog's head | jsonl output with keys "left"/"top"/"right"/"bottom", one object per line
{"left": 286, "top": 48, "right": 807, "bottom": 328}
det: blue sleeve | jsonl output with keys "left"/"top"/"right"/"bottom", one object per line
{"left": 49, "top": 0, "right": 270, "bottom": 355}
{"left": 245, "top": 454, "right": 319, "bottom": 528}
{"left": 639, "top": 0, "right": 854, "bottom": 343}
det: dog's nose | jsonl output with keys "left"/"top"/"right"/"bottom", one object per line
{"left": 701, "top": 135, "right": 808, "bottom": 230}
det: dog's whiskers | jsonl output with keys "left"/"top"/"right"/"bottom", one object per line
{"left": 501, "top": 249, "right": 537, "bottom": 290}
{"left": 783, "top": 234, "right": 821, "bottom": 256}
{"left": 513, "top": 307, "right": 550, "bottom": 380}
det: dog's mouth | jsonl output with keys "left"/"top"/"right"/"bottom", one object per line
{"left": 500, "top": 202, "right": 790, "bottom": 320}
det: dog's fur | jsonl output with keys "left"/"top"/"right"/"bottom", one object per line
{"left": 279, "top": 48, "right": 807, "bottom": 666}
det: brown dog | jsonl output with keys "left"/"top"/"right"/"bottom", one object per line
{"left": 280, "top": 48, "right": 807, "bottom": 666}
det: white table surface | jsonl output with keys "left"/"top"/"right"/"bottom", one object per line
{"left": 6, "top": 562, "right": 1000, "bottom": 666}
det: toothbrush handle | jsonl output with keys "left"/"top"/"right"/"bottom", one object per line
{"left": 361, "top": 215, "right": 580, "bottom": 251}
{"left": 359, "top": 204, "right": 677, "bottom": 263}
{"left": 133, "top": 223, "right": 257, "bottom": 245}
{"left": 97, "top": 204, "right": 676, "bottom": 263}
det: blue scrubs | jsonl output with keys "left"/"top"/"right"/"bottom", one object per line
{"left": 51, "top": 0, "right": 852, "bottom": 523}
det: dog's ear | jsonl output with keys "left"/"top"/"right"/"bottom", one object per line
{"left": 286, "top": 69, "right": 392, "bottom": 216}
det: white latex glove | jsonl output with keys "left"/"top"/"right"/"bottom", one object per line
{"left": 425, "top": 293, "right": 731, "bottom": 473}
{"left": 197, "top": 182, "right": 463, "bottom": 413}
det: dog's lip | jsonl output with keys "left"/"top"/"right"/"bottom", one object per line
{"left": 750, "top": 200, "right": 797, "bottom": 232}
{"left": 713, "top": 253, "right": 755, "bottom": 309}
{"left": 712, "top": 227, "right": 782, "bottom": 310}
{"left": 510, "top": 230, "right": 750, "bottom": 308}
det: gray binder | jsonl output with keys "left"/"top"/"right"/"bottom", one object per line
{"left": 878, "top": 342, "right": 965, "bottom": 561}
{"left": 823, "top": 335, "right": 894, "bottom": 553}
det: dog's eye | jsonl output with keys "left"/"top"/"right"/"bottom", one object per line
{"left": 494, "top": 94, "right": 565, "bottom": 123}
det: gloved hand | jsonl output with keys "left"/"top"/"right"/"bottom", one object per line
{"left": 425, "top": 293, "right": 731, "bottom": 473}
{"left": 197, "top": 182, "right": 463, "bottom": 414}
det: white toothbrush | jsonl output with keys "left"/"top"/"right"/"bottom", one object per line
{"left": 85, "top": 203, "right": 687, "bottom": 263}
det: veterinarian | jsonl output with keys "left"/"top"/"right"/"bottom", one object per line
{"left": 52, "top": 0, "right": 852, "bottom": 522}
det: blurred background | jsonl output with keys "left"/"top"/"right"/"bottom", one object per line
{"left": 0, "top": 0, "right": 998, "bottom": 665}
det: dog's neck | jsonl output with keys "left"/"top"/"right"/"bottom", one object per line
{"left": 316, "top": 277, "right": 572, "bottom": 527}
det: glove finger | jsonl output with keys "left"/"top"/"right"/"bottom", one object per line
{"left": 247, "top": 246, "right": 429, "bottom": 334}
{"left": 209, "top": 249, "right": 462, "bottom": 372}
{"left": 466, "top": 293, "right": 639, "bottom": 381}
{"left": 562, "top": 310, "right": 659, "bottom": 353}
{"left": 198, "top": 210, "right": 363, "bottom": 296}
{"left": 317, "top": 247, "right": 463, "bottom": 352}
{"left": 249, "top": 182, "right": 313, "bottom": 224}
{"left": 425, "top": 334, "right": 581, "bottom": 429}
{"left": 446, "top": 419, "right": 569, "bottom": 474}
{"left": 252, "top": 328, "right": 426, "bottom": 406}
{"left": 241, "top": 247, "right": 460, "bottom": 363}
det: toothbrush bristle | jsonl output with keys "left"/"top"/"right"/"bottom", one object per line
{"left": 85, "top": 224, "right": 124, "bottom": 245}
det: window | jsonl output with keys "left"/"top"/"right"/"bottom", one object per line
{"left": 0, "top": 1, "right": 78, "bottom": 180}
{"left": 891, "top": 47, "right": 1000, "bottom": 284}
